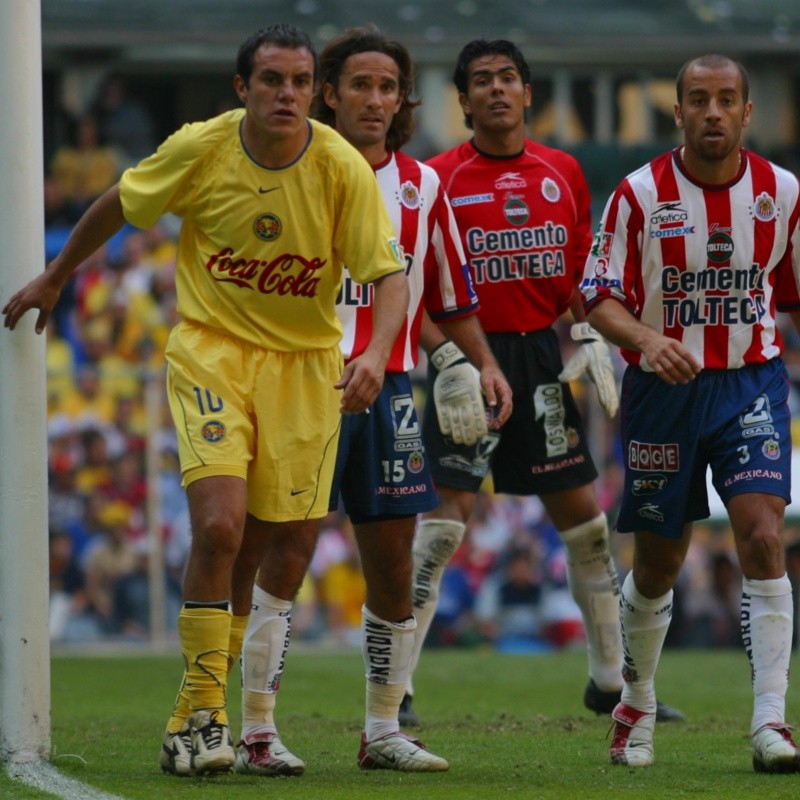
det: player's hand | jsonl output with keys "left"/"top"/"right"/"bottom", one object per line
{"left": 479, "top": 364, "right": 512, "bottom": 430}
{"left": 335, "top": 350, "right": 385, "bottom": 414}
{"left": 2, "top": 270, "right": 62, "bottom": 333}
{"left": 430, "top": 341, "right": 488, "bottom": 446}
{"left": 558, "top": 322, "right": 619, "bottom": 418}
{"left": 641, "top": 335, "right": 702, "bottom": 386}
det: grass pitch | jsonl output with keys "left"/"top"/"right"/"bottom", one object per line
{"left": 3, "top": 647, "right": 800, "bottom": 799}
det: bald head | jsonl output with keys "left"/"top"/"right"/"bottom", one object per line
{"left": 676, "top": 54, "right": 749, "bottom": 104}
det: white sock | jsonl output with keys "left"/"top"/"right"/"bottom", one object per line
{"left": 742, "top": 574, "right": 793, "bottom": 734}
{"left": 559, "top": 513, "right": 623, "bottom": 690}
{"left": 362, "top": 606, "right": 416, "bottom": 741}
{"left": 406, "top": 519, "right": 465, "bottom": 696}
{"left": 240, "top": 586, "right": 292, "bottom": 742}
{"left": 619, "top": 571, "right": 672, "bottom": 714}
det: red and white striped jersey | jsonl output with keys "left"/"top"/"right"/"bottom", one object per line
{"left": 582, "top": 148, "right": 800, "bottom": 370}
{"left": 426, "top": 139, "right": 593, "bottom": 333}
{"left": 337, "top": 150, "right": 479, "bottom": 371}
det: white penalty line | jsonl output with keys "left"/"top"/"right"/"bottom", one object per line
{"left": 7, "top": 760, "right": 125, "bottom": 800}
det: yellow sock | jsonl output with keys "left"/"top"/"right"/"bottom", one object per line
{"left": 166, "top": 606, "right": 232, "bottom": 732}
{"left": 228, "top": 614, "right": 250, "bottom": 673}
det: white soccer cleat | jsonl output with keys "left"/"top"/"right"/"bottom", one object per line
{"left": 234, "top": 733, "right": 306, "bottom": 776}
{"left": 357, "top": 730, "right": 449, "bottom": 772}
{"left": 160, "top": 724, "right": 193, "bottom": 776}
{"left": 609, "top": 703, "right": 655, "bottom": 767}
{"left": 188, "top": 709, "right": 235, "bottom": 775}
{"left": 752, "top": 723, "right": 800, "bottom": 773}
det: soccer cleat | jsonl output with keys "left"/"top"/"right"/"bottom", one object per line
{"left": 583, "top": 679, "right": 685, "bottom": 722}
{"left": 160, "top": 725, "right": 194, "bottom": 776}
{"left": 609, "top": 703, "right": 655, "bottom": 767}
{"left": 358, "top": 730, "right": 449, "bottom": 772}
{"left": 398, "top": 693, "right": 421, "bottom": 728}
{"left": 752, "top": 723, "right": 800, "bottom": 773}
{"left": 187, "top": 709, "right": 235, "bottom": 775}
{"left": 234, "top": 733, "right": 306, "bottom": 777}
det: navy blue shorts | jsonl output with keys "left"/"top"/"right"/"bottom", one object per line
{"left": 329, "top": 371, "right": 439, "bottom": 522}
{"left": 617, "top": 359, "right": 792, "bottom": 539}
{"left": 423, "top": 328, "right": 598, "bottom": 495}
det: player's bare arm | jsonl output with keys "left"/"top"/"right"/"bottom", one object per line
{"left": 439, "top": 314, "right": 512, "bottom": 428}
{"left": 336, "top": 270, "right": 408, "bottom": 413}
{"left": 3, "top": 185, "right": 126, "bottom": 333}
{"left": 587, "top": 297, "right": 701, "bottom": 386}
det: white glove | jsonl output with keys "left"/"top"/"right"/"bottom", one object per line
{"left": 558, "top": 322, "right": 619, "bottom": 418}
{"left": 430, "top": 341, "right": 488, "bottom": 446}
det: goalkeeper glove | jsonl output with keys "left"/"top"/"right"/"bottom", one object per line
{"left": 430, "top": 341, "right": 488, "bottom": 446}
{"left": 558, "top": 322, "right": 619, "bottom": 418}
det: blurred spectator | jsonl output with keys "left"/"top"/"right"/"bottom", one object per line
{"left": 82, "top": 500, "right": 139, "bottom": 634}
{"left": 65, "top": 492, "right": 117, "bottom": 562}
{"left": 46, "top": 322, "right": 76, "bottom": 413}
{"left": 49, "top": 529, "right": 93, "bottom": 641}
{"left": 56, "top": 364, "right": 116, "bottom": 429}
{"left": 539, "top": 549, "right": 586, "bottom": 649}
{"left": 74, "top": 426, "right": 113, "bottom": 495}
{"left": 101, "top": 450, "right": 147, "bottom": 535}
{"left": 474, "top": 546, "right": 548, "bottom": 652}
{"left": 44, "top": 175, "right": 71, "bottom": 228}
{"left": 91, "top": 74, "right": 156, "bottom": 165}
{"left": 675, "top": 535, "right": 742, "bottom": 648}
{"left": 316, "top": 523, "right": 366, "bottom": 647}
{"left": 425, "top": 562, "right": 477, "bottom": 647}
{"left": 112, "top": 539, "right": 182, "bottom": 640}
{"left": 48, "top": 114, "right": 120, "bottom": 223}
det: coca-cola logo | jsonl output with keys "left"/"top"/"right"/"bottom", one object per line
{"left": 205, "top": 247, "right": 324, "bottom": 297}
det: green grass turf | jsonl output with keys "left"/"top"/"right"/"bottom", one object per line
{"left": 4, "top": 647, "right": 800, "bottom": 799}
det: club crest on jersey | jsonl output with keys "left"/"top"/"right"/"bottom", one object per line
{"left": 541, "top": 177, "right": 561, "bottom": 203}
{"left": 503, "top": 197, "right": 529, "bottom": 225}
{"left": 397, "top": 180, "right": 421, "bottom": 210}
{"left": 407, "top": 451, "right": 425, "bottom": 474}
{"left": 750, "top": 191, "right": 779, "bottom": 222}
{"left": 201, "top": 420, "right": 226, "bottom": 443}
{"left": 762, "top": 438, "right": 781, "bottom": 460}
{"left": 253, "top": 213, "right": 282, "bottom": 242}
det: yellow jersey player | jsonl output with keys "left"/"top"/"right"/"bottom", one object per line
{"left": 2, "top": 24, "right": 408, "bottom": 777}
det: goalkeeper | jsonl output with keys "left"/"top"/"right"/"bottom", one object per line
{"left": 401, "top": 36, "right": 684, "bottom": 729}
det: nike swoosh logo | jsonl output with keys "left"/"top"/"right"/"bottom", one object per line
{"left": 259, "top": 186, "right": 280, "bottom": 194}
{"left": 290, "top": 488, "right": 308, "bottom": 496}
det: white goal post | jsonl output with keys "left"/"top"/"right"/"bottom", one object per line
{"left": 0, "top": 0, "right": 51, "bottom": 765}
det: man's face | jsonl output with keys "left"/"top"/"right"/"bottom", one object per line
{"left": 674, "top": 62, "right": 751, "bottom": 162}
{"left": 459, "top": 54, "right": 531, "bottom": 135}
{"left": 323, "top": 52, "right": 402, "bottom": 150}
{"left": 234, "top": 44, "right": 315, "bottom": 141}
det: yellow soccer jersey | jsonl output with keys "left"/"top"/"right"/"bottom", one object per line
{"left": 119, "top": 110, "right": 403, "bottom": 351}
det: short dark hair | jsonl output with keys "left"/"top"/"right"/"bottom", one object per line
{"left": 676, "top": 54, "right": 749, "bottom": 104}
{"left": 453, "top": 39, "right": 531, "bottom": 129}
{"left": 312, "top": 24, "right": 420, "bottom": 151}
{"left": 236, "top": 24, "right": 318, "bottom": 86}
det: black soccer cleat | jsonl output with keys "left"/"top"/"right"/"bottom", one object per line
{"left": 583, "top": 679, "right": 685, "bottom": 723}
{"left": 398, "top": 692, "right": 421, "bottom": 728}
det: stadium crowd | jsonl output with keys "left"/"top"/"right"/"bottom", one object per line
{"left": 41, "top": 195, "right": 800, "bottom": 650}
{"left": 39, "top": 67, "right": 800, "bottom": 658}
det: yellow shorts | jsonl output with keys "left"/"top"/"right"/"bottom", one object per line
{"left": 165, "top": 320, "right": 343, "bottom": 522}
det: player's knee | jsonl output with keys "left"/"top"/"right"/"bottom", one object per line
{"left": 559, "top": 513, "right": 610, "bottom": 562}
{"left": 413, "top": 519, "right": 466, "bottom": 568}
